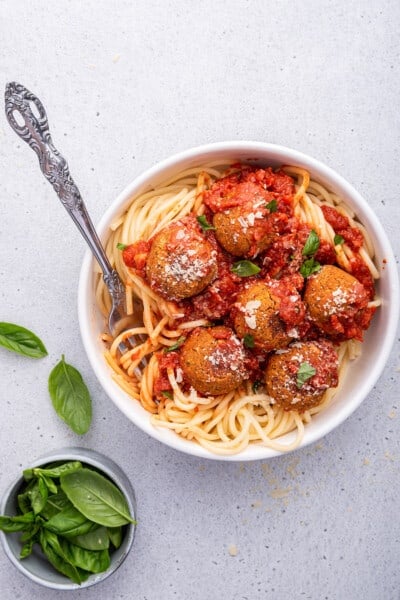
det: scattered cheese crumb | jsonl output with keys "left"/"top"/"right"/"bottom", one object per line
{"left": 228, "top": 544, "right": 238, "bottom": 557}
{"left": 363, "top": 458, "right": 370, "bottom": 466}
{"left": 388, "top": 410, "right": 396, "bottom": 419}
{"left": 269, "top": 486, "right": 292, "bottom": 499}
{"left": 112, "top": 54, "right": 121, "bottom": 63}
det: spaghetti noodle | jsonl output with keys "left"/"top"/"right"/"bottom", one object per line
{"left": 95, "top": 163, "right": 380, "bottom": 455}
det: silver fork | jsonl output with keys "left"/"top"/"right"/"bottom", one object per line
{"left": 4, "top": 82, "right": 137, "bottom": 345}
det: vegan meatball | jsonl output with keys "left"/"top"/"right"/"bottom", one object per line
{"left": 180, "top": 326, "right": 250, "bottom": 395}
{"left": 145, "top": 215, "right": 217, "bottom": 301}
{"left": 232, "top": 281, "right": 292, "bottom": 351}
{"left": 265, "top": 340, "right": 339, "bottom": 411}
{"left": 303, "top": 264, "right": 373, "bottom": 340}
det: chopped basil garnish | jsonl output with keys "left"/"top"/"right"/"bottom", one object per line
{"left": 243, "top": 334, "right": 255, "bottom": 348}
{"left": 296, "top": 362, "right": 316, "bottom": 389}
{"left": 265, "top": 200, "right": 278, "bottom": 213}
{"left": 231, "top": 260, "right": 261, "bottom": 277}
{"left": 116, "top": 243, "right": 127, "bottom": 250}
{"left": 164, "top": 336, "right": 186, "bottom": 353}
{"left": 302, "top": 230, "right": 320, "bottom": 256}
{"left": 300, "top": 258, "right": 321, "bottom": 278}
{"left": 197, "top": 215, "right": 215, "bottom": 231}
{"left": 161, "top": 391, "right": 173, "bottom": 400}
{"left": 334, "top": 234, "right": 344, "bottom": 246}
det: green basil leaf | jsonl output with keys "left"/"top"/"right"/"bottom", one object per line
{"left": 29, "top": 481, "right": 48, "bottom": 515}
{"left": 0, "top": 513, "right": 35, "bottom": 532}
{"left": 41, "top": 492, "right": 71, "bottom": 520}
{"left": 31, "top": 461, "right": 82, "bottom": 480}
{"left": 196, "top": 215, "right": 215, "bottom": 231}
{"left": 20, "top": 522, "right": 41, "bottom": 542}
{"left": 302, "top": 230, "right": 320, "bottom": 256}
{"left": 265, "top": 199, "right": 278, "bottom": 213}
{"left": 60, "top": 539, "right": 110, "bottom": 574}
{"left": 231, "top": 260, "right": 261, "bottom": 277}
{"left": 252, "top": 380, "right": 262, "bottom": 393}
{"left": 48, "top": 356, "right": 92, "bottom": 435}
{"left": 20, "top": 539, "right": 35, "bottom": 559}
{"left": 164, "top": 336, "right": 186, "bottom": 353}
{"left": 107, "top": 526, "right": 123, "bottom": 549}
{"left": 60, "top": 468, "right": 135, "bottom": 527}
{"left": 44, "top": 504, "right": 95, "bottom": 537}
{"left": 42, "top": 476, "right": 58, "bottom": 495}
{"left": 69, "top": 526, "right": 109, "bottom": 550}
{"left": 296, "top": 362, "right": 316, "bottom": 389}
{"left": 161, "top": 391, "right": 173, "bottom": 400}
{"left": 116, "top": 242, "right": 127, "bottom": 250}
{"left": 243, "top": 334, "right": 255, "bottom": 348}
{"left": 334, "top": 233, "right": 344, "bottom": 245}
{"left": 0, "top": 322, "right": 47, "bottom": 358}
{"left": 39, "top": 529, "right": 89, "bottom": 584}
{"left": 300, "top": 258, "right": 321, "bottom": 278}
{"left": 18, "top": 491, "right": 33, "bottom": 514}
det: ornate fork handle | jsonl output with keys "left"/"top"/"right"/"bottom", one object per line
{"left": 4, "top": 82, "right": 125, "bottom": 307}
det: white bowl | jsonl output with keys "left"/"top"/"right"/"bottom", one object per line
{"left": 78, "top": 142, "right": 399, "bottom": 461}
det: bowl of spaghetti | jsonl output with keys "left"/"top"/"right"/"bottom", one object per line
{"left": 78, "top": 142, "right": 399, "bottom": 460}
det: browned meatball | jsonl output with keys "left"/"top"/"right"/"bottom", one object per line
{"left": 180, "top": 326, "right": 249, "bottom": 395}
{"left": 213, "top": 205, "right": 276, "bottom": 257}
{"left": 304, "top": 264, "right": 371, "bottom": 340}
{"left": 232, "top": 282, "right": 291, "bottom": 351}
{"left": 265, "top": 340, "right": 339, "bottom": 411}
{"left": 145, "top": 215, "right": 217, "bottom": 301}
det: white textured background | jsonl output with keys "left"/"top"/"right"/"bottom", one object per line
{"left": 0, "top": 1, "right": 399, "bottom": 599}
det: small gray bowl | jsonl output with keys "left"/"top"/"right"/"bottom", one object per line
{"left": 0, "top": 447, "right": 136, "bottom": 590}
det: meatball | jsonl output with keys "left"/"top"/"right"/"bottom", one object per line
{"left": 304, "top": 264, "right": 372, "bottom": 340}
{"left": 265, "top": 340, "right": 339, "bottom": 411}
{"left": 145, "top": 215, "right": 217, "bottom": 301}
{"left": 232, "top": 282, "right": 292, "bottom": 351}
{"left": 179, "top": 326, "right": 249, "bottom": 395}
{"left": 213, "top": 205, "right": 277, "bottom": 257}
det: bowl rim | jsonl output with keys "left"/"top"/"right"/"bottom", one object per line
{"left": 0, "top": 447, "right": 136, "bottom": 589}
{"left": 78, "top": 141, "right": 400, "bottom": 461}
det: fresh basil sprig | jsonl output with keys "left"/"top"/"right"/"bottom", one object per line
{"left": 48, "top": 356, "right": 92, "bottom": 435}
{"left": 197, "top": 215, "right": 215, "bottom": 231}
{"left": 296, "top": 362, "right": 316, "bottom": 389}
{"left": 243, "top": 334, "right": 255, "bottom": 348}
{"left": 164, "top": 336, "right": 186, "bottom": 353}
{"left": 0, "top": 322, "right": 47, "bottom": 358}
{"left": 231, "top": 260, "right": 261, "bottom": 277}
{"left": 334, "top": 233, "right": 344, "bottom": 246}
{"left": 300, "top": 258, "right": 321, "bottom": 278}
{"left": 265, "top": 199, "right": 278, "bottom": 213}
{"left": 302, "top": 230, "right": 320, "bottom": 256}
{"left": 0, "top": 462, "right": 135, "bottom": 584}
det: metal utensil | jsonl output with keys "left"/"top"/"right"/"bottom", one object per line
{"left": 4, "top": 81, "right": 133, "bottom": 341}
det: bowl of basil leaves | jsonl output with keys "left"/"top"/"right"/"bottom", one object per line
{"left": 0, "top": 447, "right": 137, "bottom": 589}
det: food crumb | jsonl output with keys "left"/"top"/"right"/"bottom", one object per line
{"left": 228, "top": 544, "right": 238, "bottom": 557}
{"left": 251, "top": 500, "right": 262, "bottom": 508}
{"left": 388, "top": 410, "right": 396, "bottom": 419}
{"left": 384, "top": 451, "right": 395, "bottom": 461}
{"left": 363, "top": 458, "right": 370, "bottom": 466}
{"left": 269, "top": 486, "right": 292, "bottom": 499}
{"left": 112, "top": 54, "right": 121, "bottom": 63}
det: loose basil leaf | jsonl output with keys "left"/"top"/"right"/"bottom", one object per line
{"left": 20, "top": 522, "right": 41, "bottom": 542}
{"left": 302, "top": 230, "right": 320, "bottom": 256}
{"left": 41, "top": 492, "right": 71, "bottom": 520}
{"left": 39, "top": 529, "right": 89, "bottom": 584}
{"left": 42, "top": 476, "right": 58, "bottom": 495}
{"left": 20, "top": 538, "right": 35, "bottom": 559}
{"left": 69, "top": 526, "right": 110, "bottom": 551}
{"left": 60, "top": 468, "right": 136, "bottom": 527}
{"left": 296, "top": 362, "right": 316, "bottom": 389}
{"left": 161, "top": 390, "right": 173, "bottom": 400}
{"left": 0, "top": 322, "right": 47, "bottom": 358}
{"left": 300, "top": 258, "right": 321, "bottom": 278}
{"left": 231, "top": 260, "right": 261, "bottom": 277}
{"left": 27, "top": 461, "right": 82, "bottom": 480}
{"left": 116, "top": 242, "right": 127, "bottom": 250}
{"left": 44, "top": 504, "right": 95, "bottom": 537}
{"left": 243, "top": 334, "right": 255, "bottom": 348}
{"left": 18, "top": 491, "right": 33, "bottom": 515}
{"left": 265, "top": 199, "right": 278, "bottom": 213}
{"left": 48, "top": 356, "right": 92, "bottom": 435}
{"left": 197, "top": 215, "right": 215, "bottom": 231}
{"left": 60, "top": 539, "right": 110, "bottom": 574}
{"left": 0, "top": 513, "right": 35, "bottom": 532}
{"left": 29, "top": 481, "right": 48, "bottom": 515}
{"left": 107, "top": 526, "right": 123, "bottom": 549}
{"left": 164, "top": 336, "right": 186, "bottom": 353}
{"left": 334, "top": 233, "right": 344, "bottom": 246}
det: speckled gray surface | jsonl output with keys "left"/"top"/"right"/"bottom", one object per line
{"left": 0, "top": 1, "right": 399, "bottom": 599}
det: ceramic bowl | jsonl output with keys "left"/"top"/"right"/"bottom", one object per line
{"left": 0, "top": 447, "right": 136, "bottom": 589}
{"left": 78, "top": 141, "right": 399, "bottom": 461}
